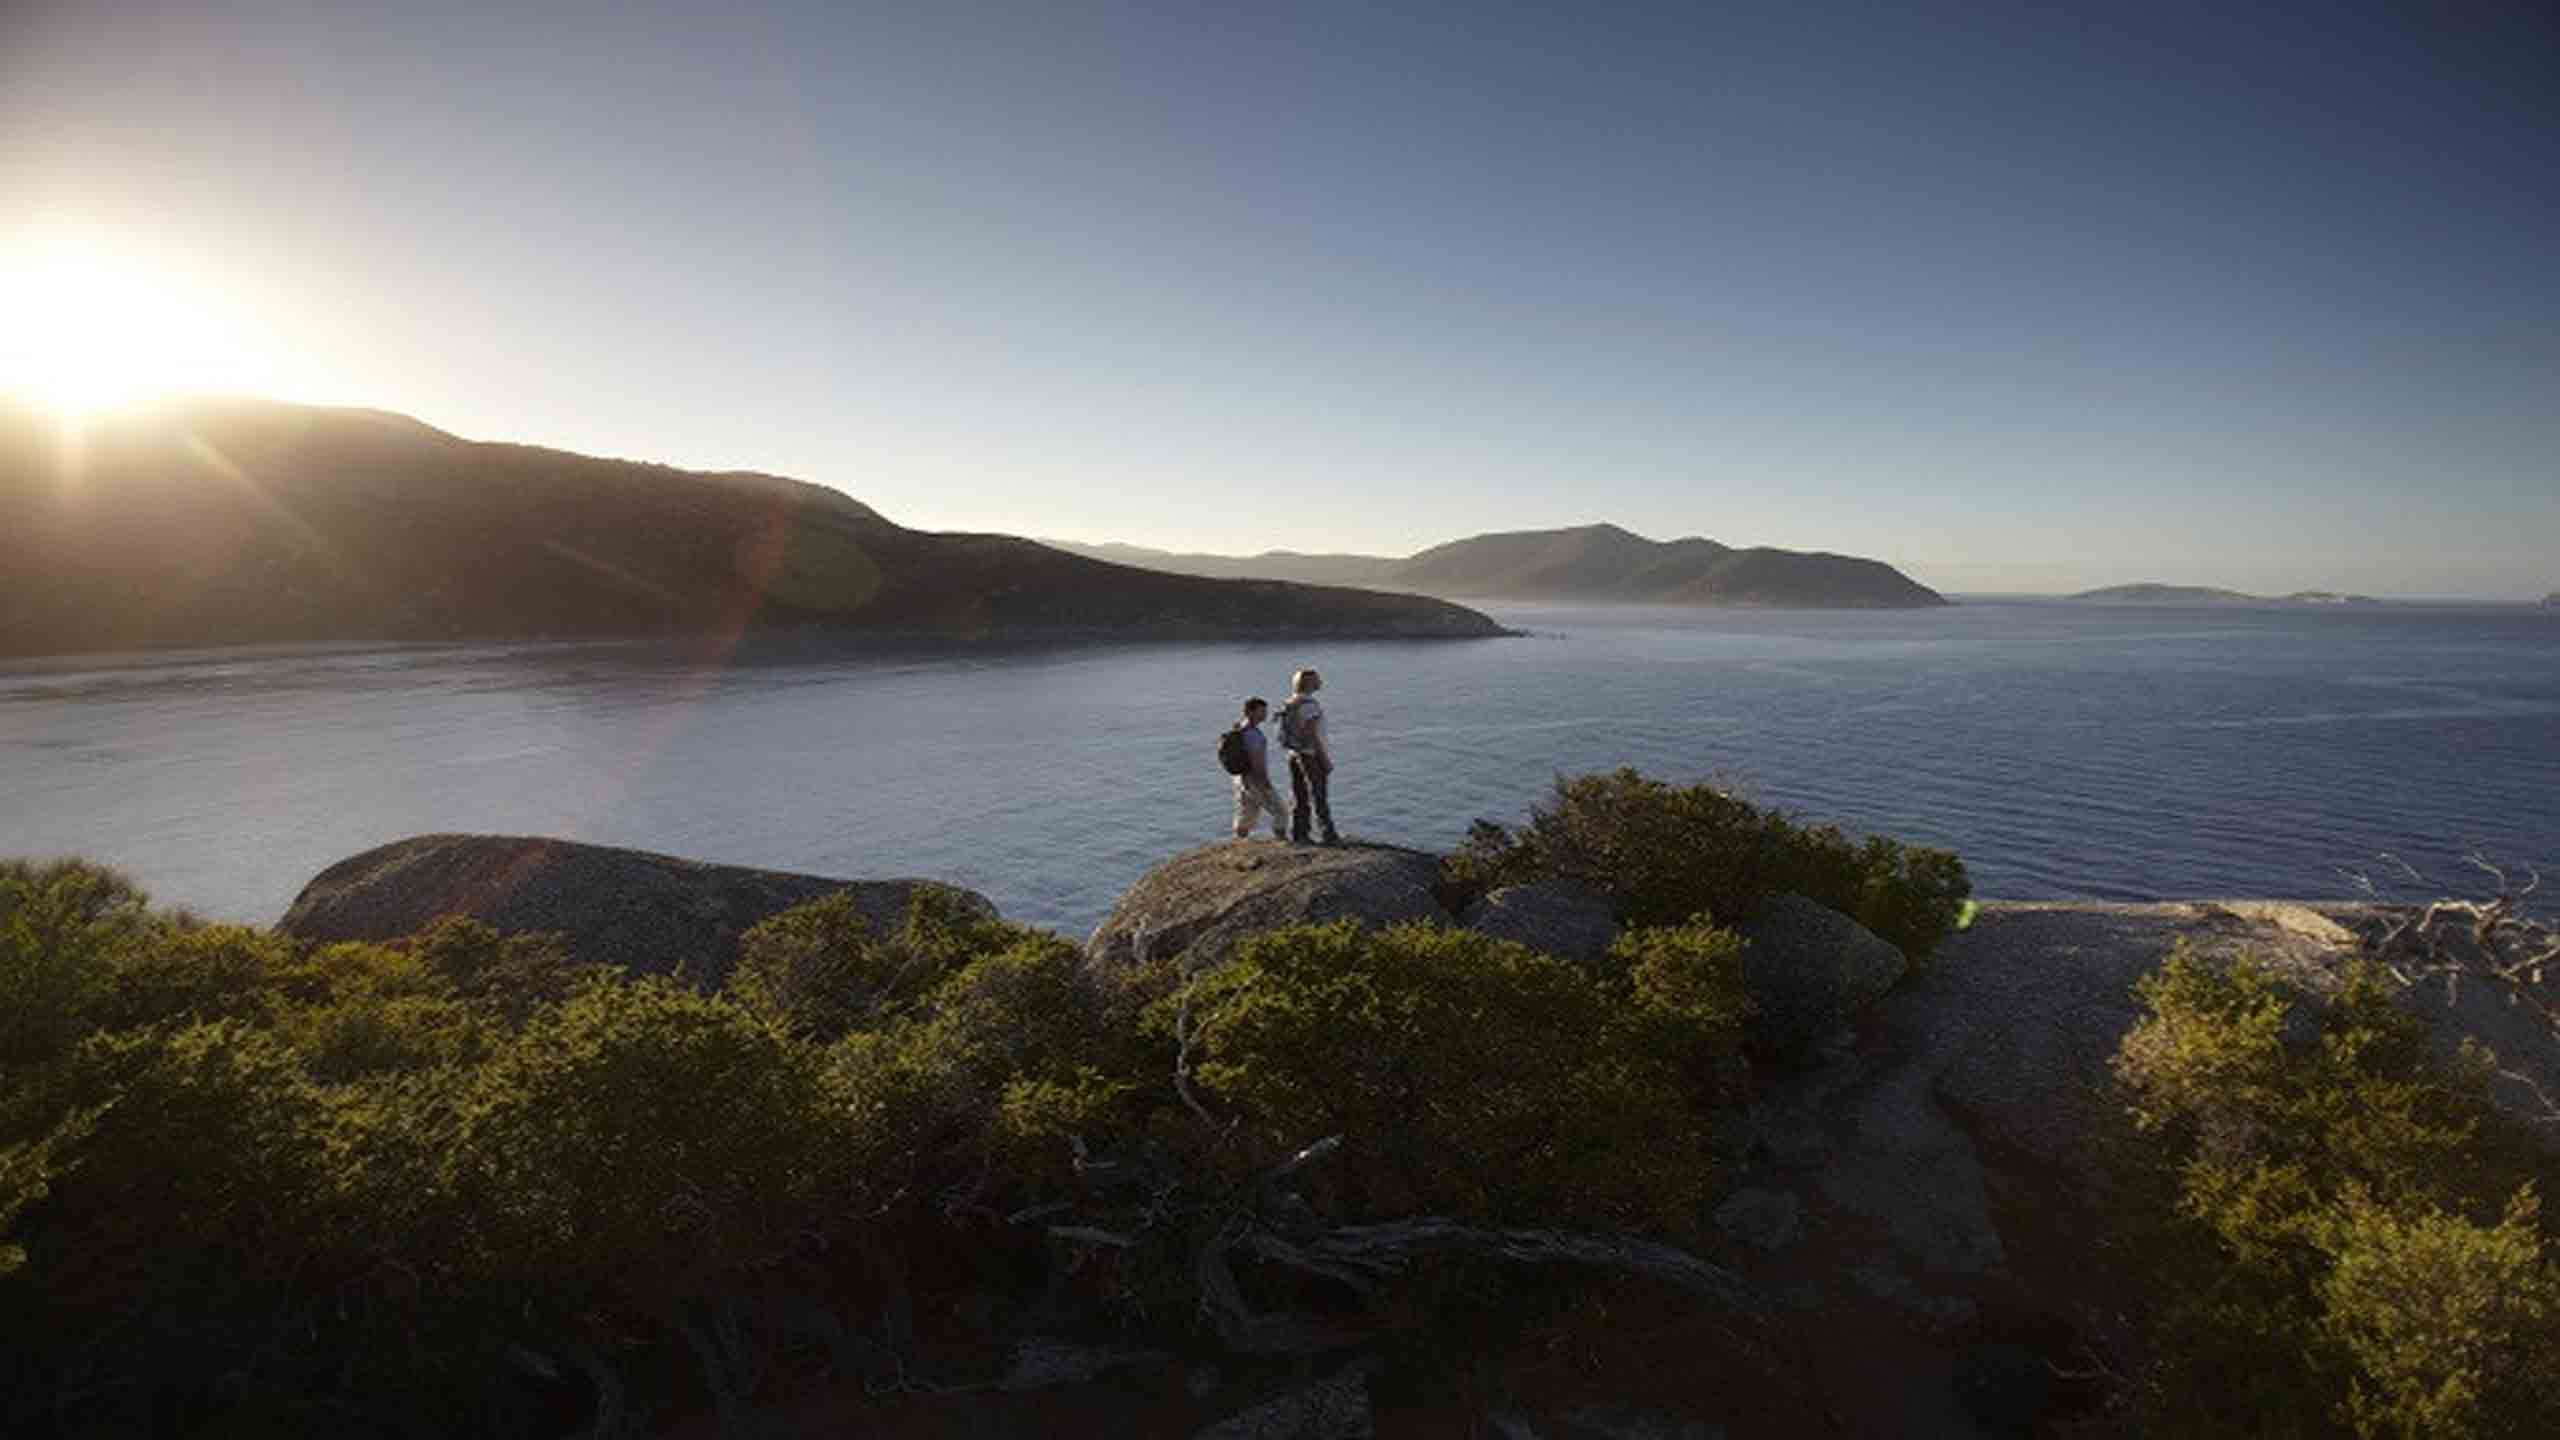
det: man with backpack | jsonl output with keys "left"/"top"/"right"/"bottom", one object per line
{"left": 1278, "top": 668, "right": 1341, "bottom": 846}
{"left": 1219, "top": 696, "right": 1288, "bottom": 841}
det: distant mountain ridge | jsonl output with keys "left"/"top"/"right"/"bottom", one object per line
{"left": 2069, "top": 583, "right": 2383, "bottom": 606}
{"left": 0, "top": 398, "right": 1505, "bottom": 658}
{"left": 1049, "top": 542, "right": 1397, "bottom": 588}
{"left": 1046, "top": 523, "right": 1947, "bottom": 609}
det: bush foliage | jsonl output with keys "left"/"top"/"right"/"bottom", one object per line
{"left": 1172, "top": 920, "right": 1743, "bottom": 1230}
{"left": 2110, "top": 944, "right": 2560, "bottom": 1438}
{"left": 1448, "top": 768, "right": 1971, "bottom": 959}
{"left": 0, "top": 859, "right": 1088, "bottom": 1435}
{"left": 0, "top": 858, "right": 1759, "bottom": 1435}
{"left": 0, "top": 787, "right": 1916, "bottom": 1435}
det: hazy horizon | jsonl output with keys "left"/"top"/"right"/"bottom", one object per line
{"left": 6, "top": 0, "right": 2556, "bottom": 598}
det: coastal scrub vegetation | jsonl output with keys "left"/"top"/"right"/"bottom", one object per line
{"left": 1172, "top": 919, "right": 1744, "bottom": 1230}
{"left": 0, "top": 851, "right": 1763, "bottom": 1436}
{"left": 13, "top": 810, "right": 2552, "bottom": 1435}
{"left": 1445, "top": 767, "right": 1972, "bottom": 960}
{"left": 2108, "top": 942, "right": 2560, "bottom": 1438}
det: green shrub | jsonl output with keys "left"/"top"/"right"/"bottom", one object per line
{"left": 1173, "top": 921, "right": 1715, "bottom": 1231}
{"left": 733, "top": 885, "right": 1009, "bottom": 1041}
{"left": 0, "top": 869, "right": 1061, "bottom": 1432}
{"left": 0, "top": 1108, "right": 93, "bottom": 1278}
{"left": 407, "top": 915, "right": 594, "bottom": 1021}
{"left": 2320, "top": 1186, "right": 2559, "bottom": 1440}
{"left": 1611, "top": 920, "right": 1755, "bottom": 1107}
{"left": 88, "top": 920, "right": 284, "bottom": 1032}
{"left": 1449, "top": 769, "right": 1969, "bottom": 960}
{"left": 0, "top": 859, "right": 1784, "bottom": 1430}
{"left": 820, "top": 918, "right": 1153, "bottom": 1215}
{"left": 2110, "top": 945, "right": 2560, "bottom": 1438}
{"left": 0, "top": 858, "right": 152, "bottom": 1067}
{"left": 9, "top": 1015, "right": 336, "bottom": 1411}
{"left": 448, "top": 974, "right": 842, "bottom": 1303}
{"left": 243, "top": 934, "right": 499, "bottom": 1080}
{"left": 2117, "top": 948, "right": 2537, "bottom": 1235}
{"left": 277, "top": 986, "right": 492, "bottom": 1082}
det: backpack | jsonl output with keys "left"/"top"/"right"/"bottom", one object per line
{"left": 1216, "top": 726, "right": 1251, "bottom": 777}
{"left": 1278, "top": 697, "right": 1309, "bottom": 752}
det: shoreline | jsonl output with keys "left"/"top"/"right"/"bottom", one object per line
{"left": 0, "top": 620, "right": 1529, "bottom": 673}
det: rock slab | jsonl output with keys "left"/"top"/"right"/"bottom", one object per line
{"left": 278, "top": 834, "right": 993, "bottom": 986}
{"left": 1087, "top": 840, "right": 1451, "bottom": 970}
{"left": 1462, "top": 881, "right": 1620, "bottom": 965}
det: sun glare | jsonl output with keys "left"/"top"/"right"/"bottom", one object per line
{"left": 0, "top": 225, "right": 280, "bottom": 419}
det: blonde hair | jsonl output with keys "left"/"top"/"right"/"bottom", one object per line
{"left": 1290, "top": 668, "right": 1321, "bottom": 695}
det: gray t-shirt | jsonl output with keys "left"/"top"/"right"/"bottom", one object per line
{"left": 1238, "top": 723, "right": 1271, "bottom": 780}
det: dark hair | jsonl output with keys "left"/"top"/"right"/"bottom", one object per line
{"left": 1243, "top": 696, "right": 1268, "bottom": 713}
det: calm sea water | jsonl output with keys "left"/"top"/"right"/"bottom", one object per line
{"left": 4, "top": 602, "right": 2556, "bottom": 938}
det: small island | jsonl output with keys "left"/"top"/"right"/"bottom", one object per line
{"left": 2068, "top": 582, "right": 2382, "bottom": 606}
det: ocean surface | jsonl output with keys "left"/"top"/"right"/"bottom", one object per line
{"left": 5, "top": 602, "right": 2557, "bottom": 938}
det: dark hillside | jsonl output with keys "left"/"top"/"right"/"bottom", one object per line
{"left": 1385, "top": 523, "right": 1944, "bottom": 608}
{"left": 0, "top": 399, "right": 1503, "bottom": 657}
{"left": 1390, "top": 523, "right": 1729, "bottom": 599}
{"left": 1667, "top": 547, "right": 1946, "bottom": 608}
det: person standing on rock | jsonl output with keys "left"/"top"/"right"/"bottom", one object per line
{"left": 1280, "top": 668, "right": 1340, "bottom": 846}
{"left": 1227, "top": 697, "right": 1289, "bottom": 841}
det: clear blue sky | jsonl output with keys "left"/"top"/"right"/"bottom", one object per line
{"left": 6, "top": 0, "right": 2555, "bottom": 595}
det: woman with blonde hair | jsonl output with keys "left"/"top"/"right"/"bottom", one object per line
{"left": 1276, "top": 667, "right": 1340, "bottom": 846}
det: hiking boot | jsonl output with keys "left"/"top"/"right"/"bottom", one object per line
{"left": 1319, "top": 832, "right": 1343, "bottom": 847}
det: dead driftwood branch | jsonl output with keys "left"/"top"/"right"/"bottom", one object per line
{"left": 2350, "top": 851, "right": 2560, "bottom": 1124}
{"left": 1178, "top": 1132, "right": 1754, "bottom": 1354}
{"left": 1249, "top": 1219, "right": 1754, "bottom": 1307}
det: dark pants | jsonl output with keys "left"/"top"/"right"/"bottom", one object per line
{"left": 1288, "top": 752, "right": 1337, "bottom": 842}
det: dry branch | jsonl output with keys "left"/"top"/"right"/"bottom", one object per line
{"left": 2349, "top": 851, "right": 2560, "bottom": 1124}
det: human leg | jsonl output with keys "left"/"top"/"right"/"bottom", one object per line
{"left": 1307, "top": 756, "right": 1338, "bottom": 843}
{"left": 1250, "top": 775, "right": 1287, "bottom": 838}
{"left": 1288, "top": 754, "right": 1313, "bottom": 842}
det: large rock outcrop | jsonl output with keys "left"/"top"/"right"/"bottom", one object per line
{"left": 279, "top": 834, "right": 993, "bottom": 985}
{"left": 1733, "top": 894, "right": 1909, "bottom": 1060}
{"left": 1085, "top": 840, "right": 1451, "bottom": 970}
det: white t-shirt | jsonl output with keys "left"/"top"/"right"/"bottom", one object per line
{"left": 1284, "top": 695, "right": 1326, "bottom": 757}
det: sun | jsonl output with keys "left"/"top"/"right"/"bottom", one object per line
{"left": 0, "top": 225, "right": 279, "bottom": 419}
